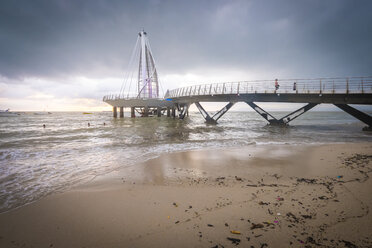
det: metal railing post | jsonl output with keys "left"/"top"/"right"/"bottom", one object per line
{"left": 319, "top": 80, "right": 322, "bottom": 94}
{"left": 361, "top": 78, "right": 364, "bottom": 94}
{"left": 237, "top": 82, "right": 240, "bottom": 94}
{"left": 332, "top": 80, "right": 335, "bottom": 93}
{"left": 346, "top": 78, "right": 349, "bottom": 94}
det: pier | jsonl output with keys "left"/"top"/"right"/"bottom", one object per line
{"left": 104, "top": 76, "right": 372, "bottom": 130}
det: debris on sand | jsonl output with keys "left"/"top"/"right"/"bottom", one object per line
{"left": 286, "top": 212, "right": 299, "bottom": 223}
{"left": 272, "top": 173, "right": 280, "bottom": 179}
{"left": 258, "top": 201, "right": 269, "bottom": 205}
{"left": 297, "top": 178, "right": 317, "bottom": 184}
{"left": 173, "top": 202, "right": 178, "bottom": 207}
{"left": 246, "top": 184, "right": 258, "bottom": 187}
{"left": 306, "top": 236, "right": 320, "bottom": 246}
{"left": 235, "top": 176, "right": 243, "bottom": 181}
{"left": 250, "top": 223, "right": 264, "bottom": 230}
{"left": 231, "top": 230, "right": 241, "bottom": 235}
{"left": 341, "top": 240, "right": 357, "bottom": 248}
{"left": 207, "top": 224, "right": 214, "bottom": 227}
{"left": 227, "top": 237, "right": 241, "bottom": 245}
{"left": 263, "top": 221, "right": 274, "bottom": 227}
{"left": 301, "top": 215, "right": 312, "bottom": 219}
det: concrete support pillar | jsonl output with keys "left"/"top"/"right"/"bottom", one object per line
{"left": 119, "top": 107, "right": 124, "bottom": 118}
{"left": 171, "top": 107, "right": 176, "bottom": 118}
{"left": 157, "top": 107, "right": 161, "bottom": 117}
{"left": 144, "top": 106, "right": 149, "bottom": 117}
{"left": 131, "top": 107, "right": 135, "bottom": 118}
{"left": 167, "top": 107, "right": 171, "bottom": 117}
{"left": 113, "top": 106, "right": 117, "bottom": 118}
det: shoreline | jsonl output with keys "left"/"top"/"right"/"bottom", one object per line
{"left": 0, "top": 141, "right": 360, "bottom": 214}
{"left": 0, "top": 142, "right": 371, "bottom": 247}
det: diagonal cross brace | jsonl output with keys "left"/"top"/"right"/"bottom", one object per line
{"left": 334, "top": 104, "right": 372, "bottom": 127}
{"left": 179, "top": 104, "right": 190, "bottom": 120}
{"left": 195, "top": 102, "right": 215, "bottom": 123}
{"left": 212, "top": 102, "right": 235, "bottom": 122}
{"left": 195, "top": 102, "right": 235, "bottom": 124}
{"left": 280, "top": 103, "right": 318, "bottom": 124}
{"left": 246, "top": 102, "right": 277, "bottom": 122}
{"left": 246, "top": 102, "right": 318, "bottom": 125}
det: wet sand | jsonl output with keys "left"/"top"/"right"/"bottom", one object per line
{"left": 0, "top": 143, "right": 371, "bottom": 248}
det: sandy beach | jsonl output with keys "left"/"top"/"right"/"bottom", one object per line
{"left": 0, "top": 143, "right": 371, "bottom": 248}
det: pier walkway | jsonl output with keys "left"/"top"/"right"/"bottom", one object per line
{"left": 104, "top": 76, "right": 372, "bottom": 129}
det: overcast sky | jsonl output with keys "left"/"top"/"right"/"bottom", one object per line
{"left": 0, "top": 0, "right": 371, "bottom": 111}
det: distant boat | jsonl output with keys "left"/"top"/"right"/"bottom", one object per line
{"left": 0, "top": 109, "right": 19, "bottom": 117}
{"left": 33, "top": 112, "right": 52, "bottom": 115}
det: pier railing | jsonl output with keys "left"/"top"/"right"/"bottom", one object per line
{"left": 102, "top": 95, "right": 164, "bottom": 101}
{"left": 166, "top": 76, "right": 372, "bottom": 98}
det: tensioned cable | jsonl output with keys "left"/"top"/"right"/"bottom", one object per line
{"left": 120, "top": 37, "right": 140, "bottom": 97}
{"left": 119, "top": 41, "right": 135, "bottom": 97}
{"left": 145, "top": 37, "right": 164, "bottom": 98}
{"left": 119, "top": 36, "right": 140, "bottom": 97}
{"left": 127, "top": 44, "right": 141, "bottom": 98}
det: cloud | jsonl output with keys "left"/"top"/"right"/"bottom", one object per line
{"left": 0, "top": 0, "right": 371, "bottom": 110}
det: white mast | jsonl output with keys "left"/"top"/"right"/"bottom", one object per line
{"left": 137, "top": 30, "right": 158, "bottom": 99}
{"left": 140, "top": 30, "right": 147, "bottom": 98}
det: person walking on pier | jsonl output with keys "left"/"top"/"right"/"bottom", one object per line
{"left": 275, "top": 79, "right": 280, "bottom": 91}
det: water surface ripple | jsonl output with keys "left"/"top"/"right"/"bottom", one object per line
{"left": 0, "top": 111, "right": 371, "bottom": 212}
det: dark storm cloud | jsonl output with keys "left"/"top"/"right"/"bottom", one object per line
{"left": 0, "top": 0, "right": 371, "bottom": 80}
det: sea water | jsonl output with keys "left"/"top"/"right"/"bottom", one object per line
{"left": 0, "top": 111, "right": 371, "bottom": 212}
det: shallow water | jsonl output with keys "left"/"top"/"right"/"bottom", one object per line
{"left": 0, "top": 111, "right": 371, "bottom": 212}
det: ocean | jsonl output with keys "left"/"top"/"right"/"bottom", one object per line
{"left": 0, "top": 111, "right": 371, "bottom": 213}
